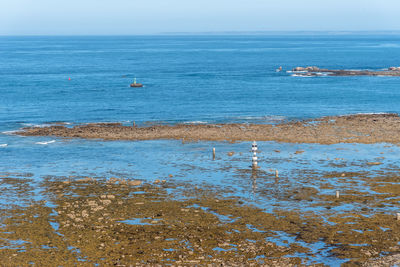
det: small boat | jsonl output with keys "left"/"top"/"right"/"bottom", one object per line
{"left": 130, "top": 78, "right": 143, "bottom": 88}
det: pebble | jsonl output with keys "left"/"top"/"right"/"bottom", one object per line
{"left": 367, "top": 162, "right": 383, "bottom": 166}
{"left": 77, "top": 177, "right": 93, "bottom": 182}
{"left": 129, "top": 180, "right": 142, "bottom": 186}
{"left": 101, "top": 199, "right": 112, "bottom": 205}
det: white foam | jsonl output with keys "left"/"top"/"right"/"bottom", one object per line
{"left": 0, "top": 144, "right": 7, "bottom": 147}
{"left": 22, "top": 122, "right": 71, "bottom": 127}
{"left": 183, "top": 121, "right": 208, "bottom": 124}
{"left": 235, "top": 115, "right": 287, "bottom": 122}
{"left": 21, "top": 123, "right": 51, "bottom": 128}
{"left": 35, "top": 140, "right": 56, "bottom": 145}
{"left": 355, "top": 112, "right": 391, "bottom": 115}
{"left": 2, "top": 130, "right": 18, "bottom": 135}
{"left": 291, "top": 74, "right": 313, "bottom": 77}
{"left": 338, "top": 112, "right": 394, "bottom": 117}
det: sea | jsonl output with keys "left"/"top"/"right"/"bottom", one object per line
{"left": 1, "top": 34, "right": 400, "bottom": 265}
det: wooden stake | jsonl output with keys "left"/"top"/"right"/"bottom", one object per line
{"left": 275, "top": 170, "right": 279, "bottom": 178}
{"left": 212, "top": 147, "right": 216, "bottom": 160}
{"left": 336, "top": 190, "right": 340, "bottom": 199}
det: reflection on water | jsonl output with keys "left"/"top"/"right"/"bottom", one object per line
{"left": 1, "top": 137, "right": 400, "bottom": 213}
{"left": 1, "top": 137, "right": 400, "bottom": 265}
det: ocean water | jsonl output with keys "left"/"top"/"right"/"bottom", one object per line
{"left": 2, "top": 34, "right": 400, "bottom": 130}
{"left": 1, "top": 35, "right": 400, "bottom": 264}
{"left": 1, "top": 33, "right": 400, "bottom": 200}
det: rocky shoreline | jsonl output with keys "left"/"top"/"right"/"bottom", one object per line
{"left": 291, "top": 66, "right": 400, "bottom": 76}
{"left": 1, "top": 174, "right": 400, "bottom": 266}
{"left": 16, "top": 113, "right": 400, "bottom": 144}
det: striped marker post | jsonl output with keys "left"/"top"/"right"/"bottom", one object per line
{"left": 252, "top": 141, "right": 258, "bottom": 168}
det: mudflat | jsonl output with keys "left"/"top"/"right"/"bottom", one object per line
{"left": 17, "top": 113, "right": 400, "bottom": 144}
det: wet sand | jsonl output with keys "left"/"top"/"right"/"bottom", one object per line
{"left": 16, "top": 113, "right": 400, "bottom": 144}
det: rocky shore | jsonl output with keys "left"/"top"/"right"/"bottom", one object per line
{"left": 291, "top": 66, "right": 400, "bottom": 76}
{"left": 16, "top": 113, "right": 400, "bottom": 144}
{"left": 1, "top": 174, "right": 400, "bottom": 266}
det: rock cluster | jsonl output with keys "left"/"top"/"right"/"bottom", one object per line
{"left": 293, "top": 66, "right": 321, "bottom": 72}
{"left": 291, "top": 66, "right": 400, "bottom": 76}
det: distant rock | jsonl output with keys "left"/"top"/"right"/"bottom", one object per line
{"left": 291, "top": 66, "right": 400, "bottom": 77}
{"left": 306, "top": 66, "right": 320, "bottom": 72}
{"left": 293, "top": 67, "right": 306, "bottom": 71}
{"left": 293, "top": 66, "right": 321, "bottom": 72}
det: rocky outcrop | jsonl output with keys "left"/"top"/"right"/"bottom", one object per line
{"left": 291, "top": 66, "right": 400, "bottom": 76}
{"left": 293, "top": 67, "right": 306, "bottom": 71}
{"left": 15, "top": 113, "right": 400, "bottom": 144}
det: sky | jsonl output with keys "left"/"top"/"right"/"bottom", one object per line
{"left": 1, "top": 0, "right": 399, "bottom": 35}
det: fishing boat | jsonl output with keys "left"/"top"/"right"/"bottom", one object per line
{"left": 130, "top": 78, "right": 143, "bottom": 88}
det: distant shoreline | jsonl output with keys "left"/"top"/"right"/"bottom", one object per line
{"left": 15, "top": 113, "right": 400, "bottom": 144}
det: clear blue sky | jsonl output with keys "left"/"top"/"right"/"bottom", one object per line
{"left": 1, "top": 0, "right": 399, "bottom": 35}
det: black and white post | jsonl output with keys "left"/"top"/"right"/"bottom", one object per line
{"left": 252, "top": 141, "right": 258, "bottom": 168}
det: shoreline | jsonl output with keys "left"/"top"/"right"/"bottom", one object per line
{"left": 15, "top": 113, "right": 400, "bottom": 144}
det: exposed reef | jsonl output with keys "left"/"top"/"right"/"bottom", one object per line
{"left": 15, "top": 113, "right": 400, "bottom": 144}
{"left": 1, "top": 175, "right": 400, "bottom": 265}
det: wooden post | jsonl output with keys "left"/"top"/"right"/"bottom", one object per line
{"left": 336, "top": 190, "right": 340, "bottom": 199}
{"left": 275, "top": 170, "right": 279, "bottom": 178}
{"left": 252, "top": 141, "right": 258, "bottom": 168}
{"left": 212, "top": 147, "right": 216, "bottom": 160}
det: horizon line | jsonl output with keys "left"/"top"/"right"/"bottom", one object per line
{"left": 2, "top": 30, "right": 400, "bottom": 37}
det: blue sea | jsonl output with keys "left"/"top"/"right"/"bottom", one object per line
{"left": 1, "top": 34, "right": 400, "bottom": 265}
{"left": 2, "top": 34, "right": 400, "bottom": 128}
